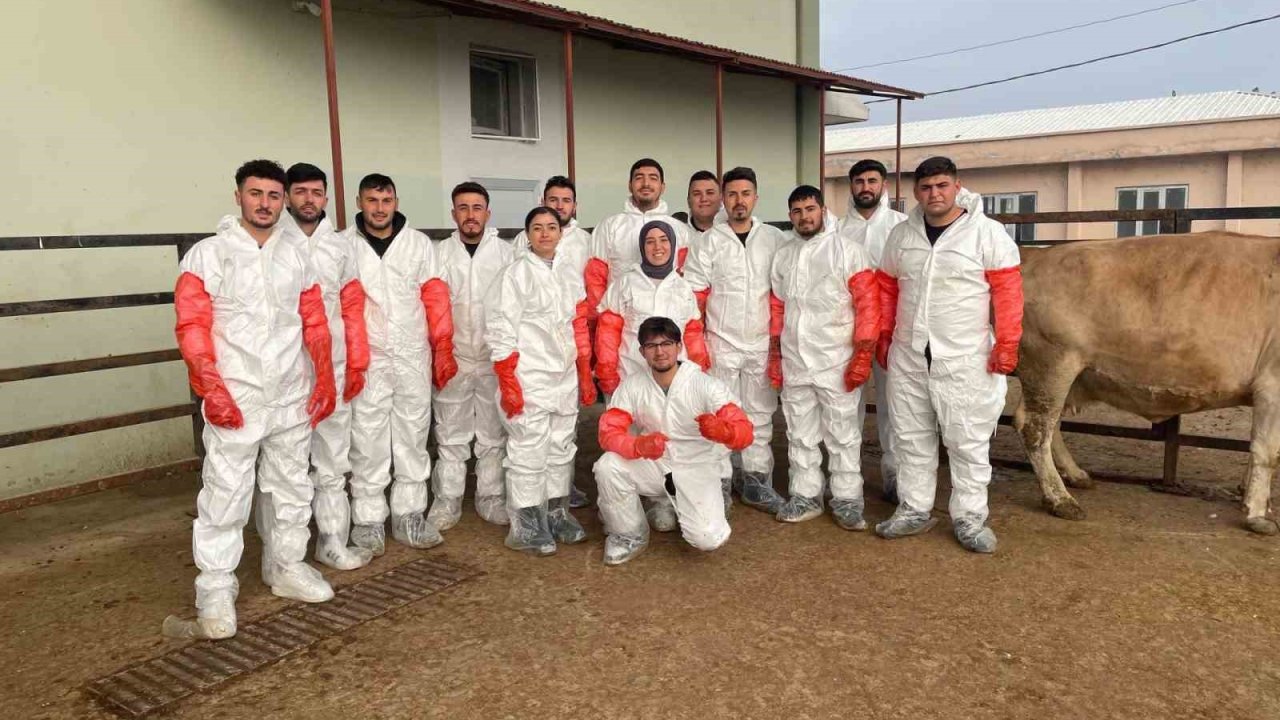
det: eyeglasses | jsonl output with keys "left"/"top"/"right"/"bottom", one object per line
{"left": 640, "top": 340, "right": 679, "bottom": 352}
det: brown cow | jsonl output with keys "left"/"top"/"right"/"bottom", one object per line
{"left": 1014, "top": 231, "right": 1280, "bottom": 534}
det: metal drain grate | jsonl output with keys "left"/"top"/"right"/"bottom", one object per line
{"left": 87, "top": 557, "right": 480, "bottom": 718}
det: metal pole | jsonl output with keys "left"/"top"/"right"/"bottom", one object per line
{"left": 895, "top": 98, "right": 903, "bottom": 209}
{"left": 715, "top": 63, "right": 724, "bottom": 178}
{"left": 321, "top": 0, "right": 346, "bottom": 229}
{"left": 818, "top": 85, "right": 825, "bottom": 188}
{"left": 564, "top": 30, "right": 576, "bottom": 182}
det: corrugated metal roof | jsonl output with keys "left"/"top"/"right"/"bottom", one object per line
{"left": 826, "top": 91, "right": 1280, "bottom": 152}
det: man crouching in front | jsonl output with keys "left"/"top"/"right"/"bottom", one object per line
{"left": 593, "top": 317, "right": 754, "bottom": 565}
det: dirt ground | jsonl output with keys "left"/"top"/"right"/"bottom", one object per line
{"left": 3, "top": 391, "right": 1279, "bottom": 720}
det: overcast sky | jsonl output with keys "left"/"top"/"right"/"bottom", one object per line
{"left": 821, "top": 0, "right": 1278, "bottom": 126}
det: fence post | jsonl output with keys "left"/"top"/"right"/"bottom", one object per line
{"left": 1157, "top": 415, "right": 1182, "bottom": 486}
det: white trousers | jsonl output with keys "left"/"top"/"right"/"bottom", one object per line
{"left": 856, "top": 363, "right": 898, "bottom": 483}
{"left": 708, "top": 348, "right": 776, "bottom": 476}
{"left": 886, "top": 345, "right": 1005, "bottom": 524}
{"left": 432, "top": 358, "right": 506, "bottom": 501}
{"left": 502, "top": 405, "right": 578, "bottom": 510}
{"left": 781, "top": 371, "right": 864, "bottom": 500}
{"left": 349, "top": 353, "right": 432, "bottom": 524}
{"left": 594, "top": 454, "right": 729, "bottom": 551}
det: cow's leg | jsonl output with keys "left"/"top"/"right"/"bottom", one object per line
{"left": 1242, "top": 390, "right": 1280, "bottom": 535}
{"left": 1052, "top": 426, "right": 1094, "bottom": 489}
{"left": 1015, "top": 359, "right": 1085, "bottom": 520}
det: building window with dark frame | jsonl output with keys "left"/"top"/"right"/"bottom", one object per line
{"left": 1116, "top": 185, "right": 1187, "bottom": 237}
{"left": 470, "top": 49, "right": 539, "bottom": 140}
{"left": 983, "top": 191, "right": 1036, "bottom": 243}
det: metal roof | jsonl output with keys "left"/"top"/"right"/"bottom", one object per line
{"left": 825, "top": 90, "right": 1280, "bottom": 152}
{"left": 416, "top": 0, "right": 922, "bottom": 98}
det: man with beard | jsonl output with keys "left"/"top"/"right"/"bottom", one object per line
{"left": 839, "top": 159, "right": 907, "bottom": 503}
{"left": 769, "top": 185, "right": 879, "bottom": 528}
{"left": 512, "top": 175, "right": 593, "bottom": 508}
{"left": 344, "top": 173, "right": 458, "bottom": 555}
{"left": 682, "top": 166, "right": 792, "bottom": 515}
{"left": 426, "top": 182, "right": 514, "bottom": 531}
{"left": 254, "top": 163, "right": 374, "bottom": 579}
{"left": 163, "top": 159, "right": 337, "bottom": 640}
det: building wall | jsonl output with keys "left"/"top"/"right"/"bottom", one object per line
{"left": 556, "top": 0, "right": 799, "bottom": 64}
{"left": 1240, "top": 149, "right": 1280, "bottom": 237}
{"left": 1075, "top": 153, "right": 1228, "bottom": 239}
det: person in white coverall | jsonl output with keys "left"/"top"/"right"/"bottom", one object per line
{"left": 684, "top": 170, "right": 723, "bottom": 255}
{"left": 595, "top": 220, "right": 711, "bottom": 528}
{"left": 839, "top": 159, "right": 908, "bottom": 503}
{"left": 681, "top": 166, "right": 792, "bottom": 514}
{"left": 512, "top": 175, "right": 593, "bottom": 508}
{"left": 770, "top": 185, "right": 880, "bottom": 529}
{"left": 253, "top": 163, "right": 374, "bottom": 579}
{"left": 594, "top": 316, "right": 755, "bottom": 565}
{"left": 875, "top": 156, "right": 1024, "bottom": 554}
{"left": 163, "top": 160, "right": 337, "bottom": 640}
{"left": 343, "top": 173, "right": 458, "bottom": 555}
{"left": 426, "top": 182, "right": 513, "bottom": 531}
{"left": 486, "top": 206, "right": 596, "bottom": 556}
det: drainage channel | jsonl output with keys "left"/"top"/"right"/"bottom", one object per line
{"left": 87, "top": 556, "right": 480, "bottom": 718}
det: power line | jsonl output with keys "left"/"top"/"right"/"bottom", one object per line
{"left": 863, "top": 11, "right": 1280, "bottom": 104}
{"left": 836, "top": 0, "right": 1202, "bottom": 72}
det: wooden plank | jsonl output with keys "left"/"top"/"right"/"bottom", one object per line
{"left": 0, "top": 349, "right": 182, "bottom": 383}
{"left": 0, "top": 233, "right": 203, "bottom": 252}
{"left": 0, "top": 292, "right": 174, "bottom": 318}
{"left": 0, "top": 457, "right": 200, "bottom": 514}
{"left": 0, "top": 403, "right": 196, "bottom": 449}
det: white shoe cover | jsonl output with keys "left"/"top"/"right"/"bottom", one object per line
{"left": 270, "top": 562, "right": 334, "bottom": 603}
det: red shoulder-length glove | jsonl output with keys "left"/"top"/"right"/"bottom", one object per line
{"left": 696, "top": 403, "right": 753, "bottom": 451}
{"left": 420, "top": 278, "right": 458, "bottom": 390}
{"left": 875, "top": 270, "right": 899, "bottom": 369}
{"left": 676, "top": 247, "right": 689, "bottom": 275}
{"left": 574, "top": 300, "right": 597, "bottom": 406}
{"left": 599, "top": 408, "right": 667, "bottom": 460}
{"left": 683, "top": 318, "right": 711, "bottom": 371}
{"left": 339, "top": 279, "right": 370, "bottom": 402}
{"left": 494, "top": 352, "right": 523, "bottom": 418}
{"left": 844, "top": 269, "right": 880, "bottom": 391}
{"left": 584, "top": 258, "right": 610, "bottom": 323}
{"left": 986, "top": 266, "right": 1024, "bottom": 374}
{"left": 693, "top": 288, "right": 710, "bottom": 319}
{"left": 175, "top": 272, "right": 243, "bottom": 429}
{"left": 595, "top": 310, "right": 625, "bottom": 394}
{"left": 767, "top": 292, "right": 785, "bottom": 390}
{"left": 299, "top": 285, "right": 337, "bottom": 428}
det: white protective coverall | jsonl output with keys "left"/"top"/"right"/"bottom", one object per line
{"left": 593, "top": 362, "right": 753, "bottom": 565}
{"left": 681, "top": 217, "right": 792, "bottom": 512}
{"left": 165, "top": 220, "right": 336, "bottom": 640}
{"left": 251, "top": 213, "right": 373, "bottom": 574}
{"left": 770, "top": 213, "right": 879, "bottom": 527}
{"left": 428, "top": 227, "right": 513, "bottom": 530}
{"left": 595, "top": 267, "right": 705, "bottom": 388}
{"left": 486, "top": 249, "right": 593, "bottom": 554}
{"left": 584, "top": 199, "right": 690, "bottom": 315}
{"left": 344, "top": 215, "right": 456, "bottom": 552}
{"left": 876, "top": 189, "right": 1021, "bottom": 551}
{"left": 839, "top": 193, "right": 907, "bottom": 500}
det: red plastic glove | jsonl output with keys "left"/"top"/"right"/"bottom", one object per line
{"left": 676, "top": 247, "right": 689, "bottom": 275}
{"left": 845, "top": 269, "right": 880, "bottom": 391}
{"left": 595, "top": 310, "right": 625, "bottom": 394}
{"left": 684, "top": 319, "right": 711, "bottom": 371}
{"left": 584, "top": 257, "right": 610, "bottom": 320}
{"left": 694, "top": 288, "right": 710, "bottom": 318}
{"left": 421, "top": 278, "right": 458, "bottom": 390}
{"left": 875, "top": 270, "right": 899, "bottom": 369}
{"left": 574, "top": 299, "right": 597, "bottom": 406}
{"left": 299, "top": 284, "right": 337, "bottom": 428}
{"left": 174, "top": 272, "right": 243, "bottom": 429}
{"left": 493, "top": 352, "right": 524, "bottom": 418}
{"left": 767, "top": 292, "right": 785, "bottom": 390}
{"left": 634, "top": 432, "right": 668, "bottom": 460}
{"left": 986, "top": 266, "right": 1024, "bottom": 374}
{"left": 339, "top": 279, "right": 370, "bottom": 403}
{"left": 696, "top": 403, "right": 753, "bottom": 451}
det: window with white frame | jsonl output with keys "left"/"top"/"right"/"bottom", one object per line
{"left": 1116, "top": 185, "right": 1187, "bottom": 237}
{"left": 982, "top": 192, "right": 1037, "bottom": 243}
{"left": 470, "top": 49, "right": 539, "bottom": 139}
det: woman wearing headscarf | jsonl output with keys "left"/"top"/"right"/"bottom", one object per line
{"left": 595, "top": 220, "right": 712, "bottom": 530}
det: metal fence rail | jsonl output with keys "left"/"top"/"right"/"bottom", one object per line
{"left": 1, "top": 207, "right": 1275, "bottom": 511}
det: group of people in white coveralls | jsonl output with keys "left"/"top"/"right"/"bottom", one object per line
{"left": 163, "top": 154, "right": 1024, "bottom": 640}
